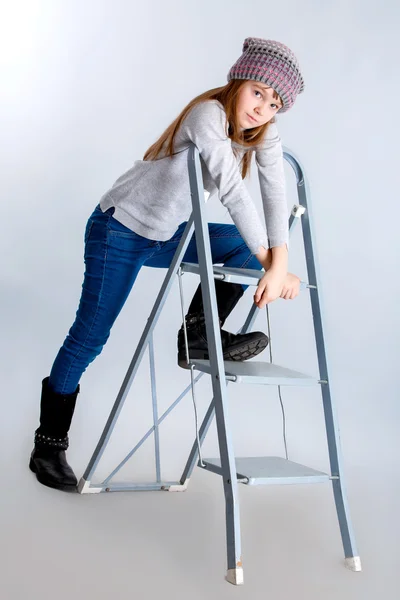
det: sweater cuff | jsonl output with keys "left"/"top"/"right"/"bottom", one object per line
{"left": 267, "top": 236, "right": 289, "bottom": 251}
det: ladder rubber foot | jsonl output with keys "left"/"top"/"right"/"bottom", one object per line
{"left": 344, "top": 556, "right": 362, "bottom": 571}
{"left": 165, "top": 479, "right": 190, "bottom": 492}
{"left": 77, "top": 478, "right": 102, "bottom": 494}
{"left": 225, "top": 567, "right": 244, "bottom": 585}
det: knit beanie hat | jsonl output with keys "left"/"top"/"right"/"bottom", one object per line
{"left": 227, "top": 37, "right": 305, "bottom": 113}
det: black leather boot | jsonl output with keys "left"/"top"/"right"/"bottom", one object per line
{"left": 29, "top": 377, "right": 80, "bottom": 492}
{"left": 177, "top": 280, "right": 269, "bottom": 369}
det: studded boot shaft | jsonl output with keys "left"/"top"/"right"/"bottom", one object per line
{"left": 29, "top": 377, "right": 80, "bottom": 492}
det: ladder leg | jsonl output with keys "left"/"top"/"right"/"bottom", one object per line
{"left": 323, "top": 382, "right": 362, "bottom": 570}
{"left": 308, "top": 265, "right": 361, "bottom": 568}
{"left": 188, "top": 146, "right": 244, "bottom": 585}
{"left": 310, "top": 281, "right": 360, "bottom": 566}
{"left": 294, "top": 169, "right": 361, "bottom": 571}
{"left": 213, "top": 388, "right": 244, "bottom": 585}
{"left": 332, "top": 483, "right": 362, "bottom": 571}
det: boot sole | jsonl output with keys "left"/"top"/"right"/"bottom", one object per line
{"left": 29, "top": 458, "right": 78, "bottom": 493}
{"left": 178, "top": 336, "right": 269, "bottom": 370}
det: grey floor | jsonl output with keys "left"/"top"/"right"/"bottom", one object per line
{"left": 2, "top": 287, "right": 398, "bottom": 600}
{"left": 2, "top": 404, "right": 397, "bottom": 599}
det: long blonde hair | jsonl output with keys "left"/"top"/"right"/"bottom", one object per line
{"left": 143, "top": 79, "right": 280, "bottom": 179}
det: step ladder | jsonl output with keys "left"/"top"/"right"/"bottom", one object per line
{"left": 77, "top": 144, "right": 362, "bottom": 586}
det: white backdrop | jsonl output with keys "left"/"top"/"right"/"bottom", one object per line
{"left": 1, "top": 1, "right": 399, "bottom": 598}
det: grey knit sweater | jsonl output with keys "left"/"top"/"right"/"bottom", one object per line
{"left": 99, "top": 100, "right": 288, "bottom": 254}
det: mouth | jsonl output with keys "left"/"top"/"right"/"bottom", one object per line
{"left": 247, "top": 114, "right": 258, "bottom": 124}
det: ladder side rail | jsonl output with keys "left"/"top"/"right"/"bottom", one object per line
{"left": 188, "top": 144, "right": 244, "bottom": 581}
{"left": 284, "top": 148, "right": 360, "bottom": 561}
{"left": 149, "top": 333, "right": 161, "bottom": 483}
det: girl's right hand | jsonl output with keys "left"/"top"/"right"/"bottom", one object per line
{"left": 254, "top": 269, "right": 286, "bottom": 308}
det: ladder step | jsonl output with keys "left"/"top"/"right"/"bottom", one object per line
{"left": 199, "top": 456, "right": 330, "bottom": 485}
{"left": 191, "top": 360, "right": 319, "bottom": 385}
{"left": 181, "top": 262, "right": 311, "bottom": 290}
{"left": 181, "top": 262, "right": 262, "bottom": 285}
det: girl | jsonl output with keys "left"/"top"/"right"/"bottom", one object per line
{"left": 30, "top": 37, "right": 305, "bottom": 492}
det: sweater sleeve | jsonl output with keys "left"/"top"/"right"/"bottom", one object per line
{"left": 180, "top": 100, "right": 269, "bottom": 254}
{"left": 255, "top": 122, "right": 289, "bottom": 249}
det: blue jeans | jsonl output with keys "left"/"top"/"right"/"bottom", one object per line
{"left": 49, "top": 204, "right": 263, "bottom": 394}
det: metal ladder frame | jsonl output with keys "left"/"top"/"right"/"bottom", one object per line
{"left": 77, "top": 144, "right": 362, "bottom": 585}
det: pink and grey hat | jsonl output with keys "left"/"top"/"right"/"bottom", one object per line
{"left": 227, "top": 37, "right": 305, "bottom": 113}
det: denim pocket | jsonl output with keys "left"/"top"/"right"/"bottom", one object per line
{"left": 106, "top": 215, "right": 140, "bottom": 237}
{"left": 106, "top": 219, "right": 159, "bottom": 259}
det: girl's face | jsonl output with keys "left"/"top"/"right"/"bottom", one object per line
{"left": 236, "top": 80, "right": 282, "bottom": 130}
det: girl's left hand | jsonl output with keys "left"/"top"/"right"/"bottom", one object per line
{"left": 280, "top": 272, "right": 301, "bottom": 300}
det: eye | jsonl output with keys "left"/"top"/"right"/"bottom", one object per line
{"left": 254, "top": 90, "right": 263, "bottom": 98}
{"left": 271, "top": 103, "right": 279, "bottom": 110}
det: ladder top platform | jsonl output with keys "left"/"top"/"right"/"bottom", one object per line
{"left": 181, "top": 262, "right": 263, "bottom": 285}
{"left": 181, "top": 262, "right": 310, "bottom": 290}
